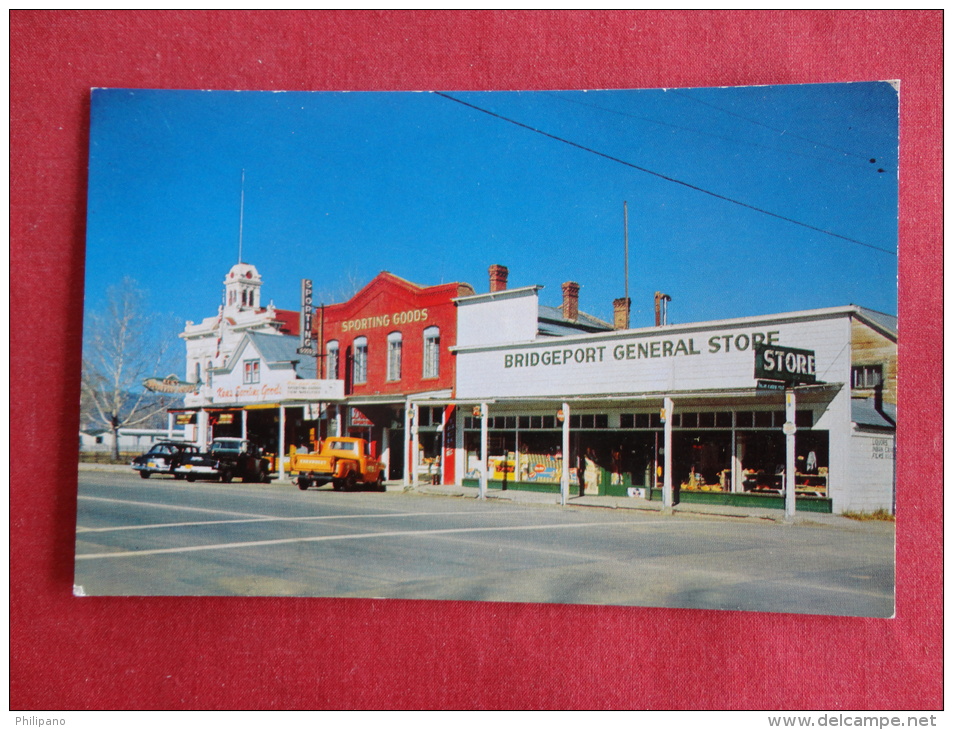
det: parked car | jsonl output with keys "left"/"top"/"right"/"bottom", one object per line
{"left": 175, "top": 438, "right": 272, "bottom": 483}
{"left": 291, "top": 437, "right": 386, "bottom": 491}
{"left": 131, "top": 441, "right": 201, "bottom": 479}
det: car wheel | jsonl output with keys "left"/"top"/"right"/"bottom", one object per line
{"left": 221, "top": 470, "right": 233, "bottom": 483}
{"left": 139, "top": 471, "right": 151, "bottom": 479}
{"left": 186, "top": 474, "right": 196, "bottom": 483}
{"left": 173, "top": 473, "right": 185, "bottom": 481}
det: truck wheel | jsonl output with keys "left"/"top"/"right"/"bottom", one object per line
{"left": 376, "top": 474, "right": 386, "bottom": 492}
{"left": 332, "top": 479, "right": 342, "bottom": 491}
{"left": 296, "top": 478, "right": 309, "bottom": 491}
{"left": 221, "top": 470, "right": 233, "bottom": 484}
{"left": 344, "top": 472, "right": 357, "bottom": 492}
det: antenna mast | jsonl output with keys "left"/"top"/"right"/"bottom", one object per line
{"left": 238, "top": 169, "right": 246, "bottom": 264}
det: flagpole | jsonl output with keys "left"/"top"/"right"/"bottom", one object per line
{"left": 238, "top": 169, "right": 245, "bottom": 264}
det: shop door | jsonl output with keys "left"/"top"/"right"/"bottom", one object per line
{"left": 388, "top": 429, "right": 404, "bottom": 480}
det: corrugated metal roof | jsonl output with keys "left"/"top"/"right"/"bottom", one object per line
{"left": 538, "top": 305, "right": 613, "bottom": 336}
{"left": 855, "top": 307, "right": 898, "bottom": 337}
{"left": 851, "top": 396, "right": 896, "bottom": 429}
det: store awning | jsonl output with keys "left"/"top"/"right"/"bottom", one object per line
{"left": 406, "top": 383, "right": 843, "bottom": 410}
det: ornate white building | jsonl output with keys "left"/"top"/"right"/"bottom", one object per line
{"left": 180, "top": 262, "right": 302, "bottom": 395}
{"left": 176, "top": 263, "right": 343, "bottom": 460}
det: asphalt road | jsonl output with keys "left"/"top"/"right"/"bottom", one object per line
{"left": 74, "top": 470, "right": 895, "bottom": 617}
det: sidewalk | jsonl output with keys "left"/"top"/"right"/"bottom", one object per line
{"left": 407, "top": 480, "right": 888, "bottom": 530}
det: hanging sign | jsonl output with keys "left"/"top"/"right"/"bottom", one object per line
{"left": 350, "top": 408, "right": 374, "bottom": 426}
{"left": 143, "top": 374, "right": 201, "bottom": 394}
{"left": 754, "top": 344, "right": 817, "bottom": 385}
{"left": 297, "top": 279, "right": 317, "bottom": 356}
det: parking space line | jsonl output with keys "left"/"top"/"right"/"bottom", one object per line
{"left": 78, "top": 495, "right": 283, "bottom": 520}
{"left": 75, "top": 520, "right": 675, "bottom": 560}
{"left": 75, "top": 509, "right": 481, "bottom": 533}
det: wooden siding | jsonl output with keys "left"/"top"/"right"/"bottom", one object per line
{"left": 850, "top": 318, "right": 898, "bottom": 405}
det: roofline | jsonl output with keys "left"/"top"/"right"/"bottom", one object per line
{"left": 452, "top": 305, "right": 873, "bottom": 354}
{"left": 454, "top": 285, "right": 543, "bottom": 305}
{"left": 851, "top": 307, "right": 898, "bottom": 340}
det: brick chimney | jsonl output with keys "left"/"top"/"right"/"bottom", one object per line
{"left": 562, "top": 281, "right": 580, "bottom": 322}
{"left": 489, "top": 264, "right": 509, "bottom": 293}
{"left": 613, "top": 297, "right": 630, "bottom": 330}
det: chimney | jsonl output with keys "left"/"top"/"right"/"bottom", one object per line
{"left": 489, "top": 264, "right": 509, "bottom": 293}
{"left": 613, "top": 297, "right": 630, "bottom": 330}
{"left": 654, "top": 291, "right": 671, "bottom": 327}
{"left": 562, "top": 281, "right": 580, "bottom": 322}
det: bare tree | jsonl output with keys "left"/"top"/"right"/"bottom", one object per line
{"left": 81, "top": 277, "right": 180, "bottom": 459}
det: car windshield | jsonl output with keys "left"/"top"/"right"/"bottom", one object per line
{"left": 210, "top": 441, "right": 243, "bottom": 454}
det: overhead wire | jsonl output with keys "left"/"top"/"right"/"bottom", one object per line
{"left": 541, "top": 90, "right": 872, "bottom": 171}
{"left": 669, "top": 89, "right": 884, "bottom": 166}
{"left": 433, "top": 92, "right": 896, "bottom": 257}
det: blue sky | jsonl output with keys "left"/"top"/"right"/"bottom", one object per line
{"left": 85, "top": 82, "right": 898, "bottom": 354}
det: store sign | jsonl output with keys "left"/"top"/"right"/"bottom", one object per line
{"left": 503, "top": 330, "right": 783, "bottom": 370}
{"left": 174, "top": 412, "right": 197, "bottom": 425}
{"left": 350, "top": 408, "right": 374, "bottom": 426}
{"left": 754, "top": 344, "right": 817, "bottom": 385}
{"left": 297, "top": 279, "right": 316, "bottom": 356}
{"left": 284, "top": 379, "right": 344, "bottom": 401}
{"left": 341, "top": 308, "right": 429, "bottom": 333}
{"left": 213, "top": 379, "right": 343, "bottom": 404}
{"left": 756, "top": 380, "right": 786, "bottom": 392}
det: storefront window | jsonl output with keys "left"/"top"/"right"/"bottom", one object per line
{"left": 423, "top": 326, "right": 440, "bottom": 378}
{"left": 326, "top": 341, "right": 339, "bottom": 379}
{"left": 387, "top": 332, "right": 402, "bottom": 381}
{"left": 353, "top": 337, "right": 368, "bottom": 384}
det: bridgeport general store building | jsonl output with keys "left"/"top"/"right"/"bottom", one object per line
{"left": 433, "top": 277, "right": 896, "bottom": 515}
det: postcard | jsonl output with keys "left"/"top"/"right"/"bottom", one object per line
{"left": 75, "top": 84, "right": 897, "bottom": 616}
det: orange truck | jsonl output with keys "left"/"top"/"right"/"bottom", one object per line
{"left": 291, "top": 437, "right": 387, "bottom": 492}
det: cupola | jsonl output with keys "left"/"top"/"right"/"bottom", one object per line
{"left": 223, "top": 262, "right": 263, "bottom": 312}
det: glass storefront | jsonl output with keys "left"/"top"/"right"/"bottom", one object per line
{"left": 461, "top": 407, "right": 829, "bottom": 497}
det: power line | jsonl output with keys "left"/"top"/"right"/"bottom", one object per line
{"left": 670, "top": 89, "right": 880, "bottom": 164}
{"left": 434, "top": 92, "right": 896, "bottom": 257}
{"left": 542, "top": 90, "right": 872, "bottom": 171}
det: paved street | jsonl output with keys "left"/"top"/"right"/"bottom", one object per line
{"left": 74, "top": 468, "right": 894, "bottom": 616}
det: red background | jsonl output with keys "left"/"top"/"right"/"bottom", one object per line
{"left": 10, "top": 11, "right": 942, "bottom": 710}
